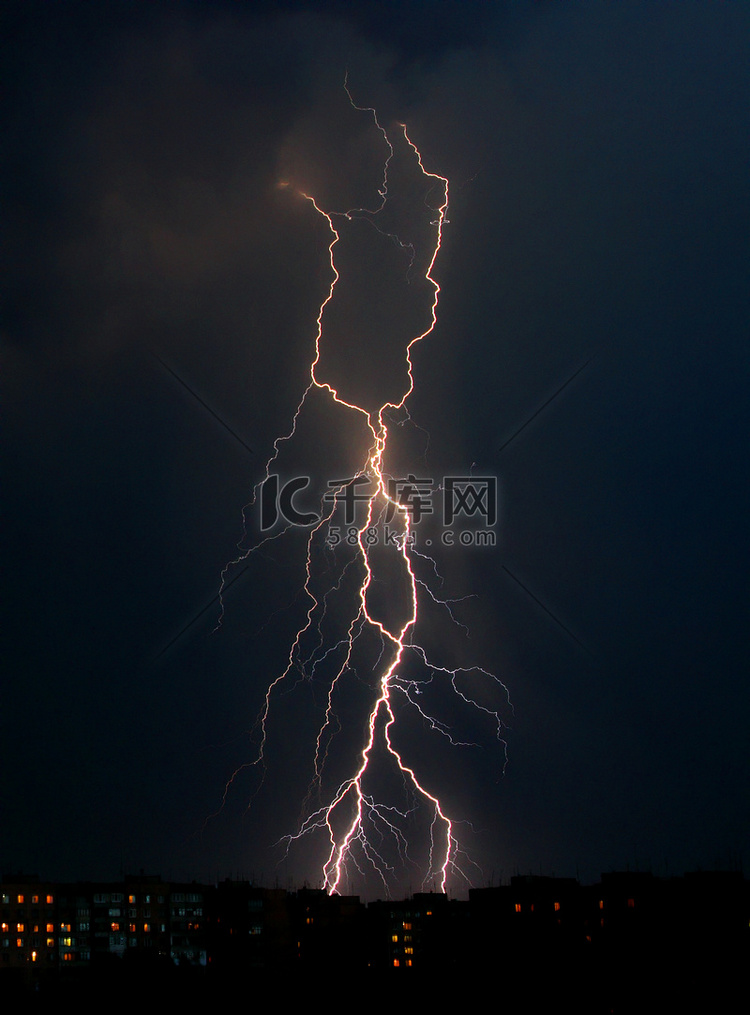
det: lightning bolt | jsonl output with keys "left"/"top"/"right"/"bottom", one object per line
{"left": 221, "top": 81, "right": 510, "bottom": 896}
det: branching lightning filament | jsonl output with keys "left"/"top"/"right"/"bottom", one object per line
{"left": 222, "top": 84, "right": 510, "bottom": 897}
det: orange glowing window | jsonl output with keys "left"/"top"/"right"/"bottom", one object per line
{"left": 31, "top": 896, "right": 39, "bottom": 905}
{"left": 16, "top": 924, "right": 24, "bottom": 933}
{"left": 46, "top": 924, "right": 54, "bottom": 933}
{"left": 393, "top": 959, "right": 400, "bottom": 967}
{"left": 16, "top": 896, "right": 24, "bottom": 905}
{"left": 515, "top": 903, "right": 521, "bottom": 913}
{"left": 46, "top": 895, "right": 53, "bottom": 905}
{"left": 554, "top": 902, "right": 560, "bottom": 912}
{"left": 402, "top": 922, "right": 411, "bottom": 930}
{"left": 599, "top": 900, "right": 604, "bottom": 910}
{"left": 110, "top": 922, "right": 120, "bottom": 932}
{"left": 129, "top": 924, "right": 137, "bottom": 934}
{"left": 391, "top": 935, "right": 398, "bottom": 943}
{"left": 0, "top": 924, "right": 7, "bottom": 933}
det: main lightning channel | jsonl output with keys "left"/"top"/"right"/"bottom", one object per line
{"left": 223, "top": 86, "right": 507, "bottom": 896}
{"left": 293, "top": 107, "right": 453, "bottom": 893}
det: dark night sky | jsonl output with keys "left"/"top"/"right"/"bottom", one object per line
{"left": 3, "top": 0, "right": 749, "bottom": 897}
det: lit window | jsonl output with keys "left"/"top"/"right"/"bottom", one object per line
{"left": 404, "top": 947, "right": 414, "bottom": 955}
{"left": 554, "top": 902, "right": 560, "bottom": 912}
{"left": 61, "top": 937, "right": 72, "bottom": 947}
{"left": 16, "top": 939, "right": 23, "bottom": 948}
{"left": 393, "top": 959, "right": 400, "bottom": 967}
{"left": 59, "top": 923, "right": 71, "bottom": 933}
{"left": 129, "top": 924, "right": 137, "bottom": 934}
{"left": 402, "top": 922, "right": 411, "bottom": 930}
{"left": 47, "top": 939, "right": 54, "bottom": 948}
{"left": 16, "top": 924, "right": 24, "bottom": 933}
{"left": 63, "top": 952, "right": 74, "bottom": 962}
{"left": 110, "top": 923, "right": 120, "bottom": 932}
{"left": 143, "top": 923, "right": 150, "bottom": 933}
{"left": 16, "top": 896, "right": 24, "bottom": 905}
{"left": 391, "top": 935, "right": 399, "bottom": 943}
{"left": 599, "top": 900, "right": 604, "bottom": 910}
{"left": 31, "top": 896, "right": 39, "bottom": 905}
{"left": 46, "top": 895, "right": 53, "bottom": 905}
{"left": 0, "top": 925, "right": 7, "bottom": 934}
{"left": 128, "top": 895, "right": 136, "bottom": 905}
{"left": 31, "top": 950, "right": 37, "bottom": 962}
{"left": 515, "top": 903, "right": 521, "bottom": 913}
{"left": 405, "top": 959, "right": 413, "bottom": 967}
{"left": 46, "top": 924, "right": 54, "bottom": 933}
